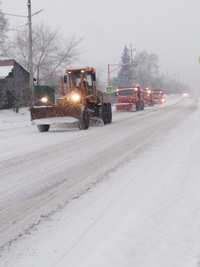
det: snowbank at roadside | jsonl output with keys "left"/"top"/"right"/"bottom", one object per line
{"left": 0, "top": 107, "right": 30, "bottom": 130}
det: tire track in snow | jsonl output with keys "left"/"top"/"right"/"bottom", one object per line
{"left": 0, "top": 98, "right": 197, "bottom": 252}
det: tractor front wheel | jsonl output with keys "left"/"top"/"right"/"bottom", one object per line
{"left": 37, "top": 125, "right": 50, "bottom": 132}
{"left": 78, "top": 109, "right": 90, "bottom": 130}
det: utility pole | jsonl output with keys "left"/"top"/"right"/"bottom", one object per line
{"left": 129, "top": 44, "right": 135, "bottom": 62}
{"left": 129, "top": 44, "right": 136, "bottom": 84}
{"left": 28, "top": 0, "right": 34, "bottom": 107}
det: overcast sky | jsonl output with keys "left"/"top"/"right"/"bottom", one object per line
{"left": 2, "top": 0, "right": 200, "bottom": 91}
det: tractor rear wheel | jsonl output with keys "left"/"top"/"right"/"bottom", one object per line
{"left": 106, "top": 103, "right": 112, "bottom": 123}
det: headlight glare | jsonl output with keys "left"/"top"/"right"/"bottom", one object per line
{"left": 71, "top": 93, "right": 80, "bottom": 101}
{"left": 41, "top": 97, "right": 48, "bottom": 103}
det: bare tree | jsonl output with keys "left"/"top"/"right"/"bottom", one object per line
{"left": 0, "top": 1, "right": 9, "bottom": 55}
{"left": 134, "top": 50, "right": 159, "bottom": 88}
{"left": 133, "top": 51, "right": 190, "bottom": 93}
{"left": 4, "top": 23, "right": 82, "bottom": 86}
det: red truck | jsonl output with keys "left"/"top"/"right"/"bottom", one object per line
{"left": 142, "top": 88, "right": 154, "bottom": 106}
{"left": 115, "top": 86, "right": 144, "bottom": 111}
{"left": 151, "top": 89, "right": 166, "bottom": 104}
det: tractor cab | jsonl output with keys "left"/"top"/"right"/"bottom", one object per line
{"left": 63, "top": 67, "right": 96, "bottom": 97}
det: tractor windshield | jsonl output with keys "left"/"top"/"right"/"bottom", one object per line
{"left": 70, "top": 71, "right": 82, "bottom": 87}
{"left": 69, "top": 71, "right": 92, "bottom": 88}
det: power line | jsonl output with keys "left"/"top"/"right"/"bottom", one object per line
{"left": 8, "top": 23, "right": 28, "bottom": 31}
{"left": 3, "top": 12, "right": 27, "bottom": 18}
{"left": 45, "top": 0, "right": 123, "bottom": 49}
{"left": 59, "top": 0, "right": 124, "bottom": 47}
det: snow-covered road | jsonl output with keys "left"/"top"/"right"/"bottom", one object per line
{"left": 1, "top": 95, "right": 200, "bottom": 267}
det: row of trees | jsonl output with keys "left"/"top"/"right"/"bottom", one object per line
{"left": 111, "top": 46, "right": 191, "bottom": 94}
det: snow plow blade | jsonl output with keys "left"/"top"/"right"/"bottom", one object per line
{"left": 89, "top": 116, "right": 104, "bottom": 127}
{"left": 30, "top": 106, "right": 82, "bottom": 122}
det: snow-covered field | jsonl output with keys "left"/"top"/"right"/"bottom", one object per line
{"left": 1, "top": 94, "right": 200, "bottom": 267}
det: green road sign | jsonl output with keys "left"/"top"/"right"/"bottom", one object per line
{"left": 105, "top": 85, "right": 114, "bottom": 94}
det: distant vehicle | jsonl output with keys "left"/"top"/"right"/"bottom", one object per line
{"left": 141, "top": 88, "right": 154, "bottom": 106}
{"left": 151, "top": 89, "right": 166, "bottom": 104}
{"left": 115, "top": 86, "right": 144, "bottom": 111}
{"left": 182, "top": 93, "right": 189, "bottom": 97}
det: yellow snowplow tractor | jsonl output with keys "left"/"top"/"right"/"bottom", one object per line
{"left": 30, "top": 67, "right": 112, "bottom": 132}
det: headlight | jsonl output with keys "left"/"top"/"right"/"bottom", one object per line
{"left": 182, "top": 93, "right": 188, "bottom": 97}
{"left": 71, "top": 93, "right": 80, "bottom": 101}
{"left": 40, "top": 97, "right": 48, "bottom": 103}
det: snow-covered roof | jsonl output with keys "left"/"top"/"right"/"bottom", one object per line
{"left": 0, "top": 65, "right": 14, "bottom": 79}
{"left": 0, "top": 57, "right": 13, "bottom": 60}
